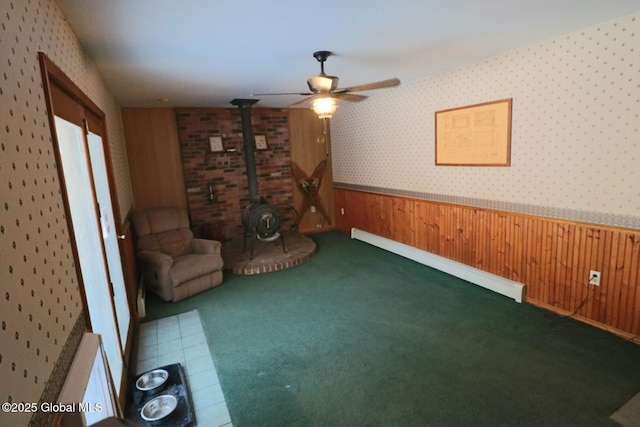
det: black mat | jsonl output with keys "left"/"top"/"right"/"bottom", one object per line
{"left": 126, "top": 363, "right": 194, "bottom": 427}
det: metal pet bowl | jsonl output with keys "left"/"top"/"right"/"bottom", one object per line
{"left": 136, "top": 369, "right": 169, "bottom": 392}
{"left": 140, "top": 394, "right": 178, "bottom": 423}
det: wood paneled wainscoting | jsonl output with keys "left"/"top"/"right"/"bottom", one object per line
{"left": 334, "top": 188, "right": 640, "bottom": 340}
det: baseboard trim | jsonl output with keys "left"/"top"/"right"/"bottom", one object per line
{"left": 351, "top": 228, "right": 525, "bottom": 303}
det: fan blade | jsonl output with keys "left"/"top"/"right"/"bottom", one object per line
{"left": 251, "top": 91, "right": 313, "bottom": 96}
{"left": 289, "top": 96, "right": 315, "bottom": 107}
{"left": 336, "top": 78, "right": 400, "bottom": 93}
{"left": 335, "top": 93, "right": 368, "bottom": 102}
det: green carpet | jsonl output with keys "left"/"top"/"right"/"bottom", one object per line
{"left": 145, "top": 230, "right": 640, "bottom": 426}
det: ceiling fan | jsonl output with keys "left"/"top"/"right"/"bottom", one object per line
{"left": 252, "top": 51, "right": 400, "bottom": 119}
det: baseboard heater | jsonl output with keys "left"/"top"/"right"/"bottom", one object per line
{"left": 351, "top": 228, "right": 525, "bottom": 303}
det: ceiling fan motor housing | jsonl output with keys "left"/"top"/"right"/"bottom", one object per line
{"left": 307, "top": 75, "right": 339, "bottom": 92}
{"left": 308, "top": 51, "right": 338, "bottom": 92}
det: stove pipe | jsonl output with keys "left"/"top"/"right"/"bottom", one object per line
{"left": 231, "top": 98, "right": 260, "bottom": 202}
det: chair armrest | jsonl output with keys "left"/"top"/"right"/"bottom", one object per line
{"left": 191, "top": 238, "right": 222, "bottom": 255}
{"left": 137, "top": 250, "right": 173, "bottom": 268}
{"left": 137, "top": 250, "right": 174, "bottom": 301}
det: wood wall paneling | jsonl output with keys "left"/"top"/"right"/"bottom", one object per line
{"left": 121, "top": 108, "right": 188, "bottom": 211}
{"left": 334, "top": 188, "right": 640, "bottom": 339}
{"left": 288, "top": 109, "right": 335, "bottom": 233}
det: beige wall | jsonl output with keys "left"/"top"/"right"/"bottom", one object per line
{"left": 0, "top": 1, "right": 132, "bottom": 425}
{"left": 331, "top": 12, "right": 640, "bottom": 230}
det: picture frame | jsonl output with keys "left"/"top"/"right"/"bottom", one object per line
{"left": 254, "top": 134, "right": 268, "bottom": 151}
{"left": 209, "top": 135, "right": 224, "bottom": 153}
{"left": 435, "top": 98, "right": 512, "bottom": 166}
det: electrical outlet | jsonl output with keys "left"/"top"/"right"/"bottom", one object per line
{"left": 316, "top": 223, "right": 322, "bottom": 228}
{"left": 340, "top": 208, "right": 345, "bottom": 215}
{"left": 589, "top": 270, "right": 601, "bottom": 286}
{"left": 311, "top": 206, "right": 316, "bottom": 213}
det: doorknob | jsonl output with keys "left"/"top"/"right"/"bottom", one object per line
{"left": 117, "top": 234, "right": 126, "bottom": 240}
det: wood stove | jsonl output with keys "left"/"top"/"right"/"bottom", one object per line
{"left": 231, "top": 99, "right": 285, "bottom": 259}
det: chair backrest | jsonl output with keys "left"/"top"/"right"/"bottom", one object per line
{"left": 131, "top": 207, "right": 193, "bottom": 258}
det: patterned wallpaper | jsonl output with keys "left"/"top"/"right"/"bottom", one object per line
{"left": 0, "top": 0, "right": 131, "bottom": 425}
{"left": 331, "top": 12, "right": 639, "bottom": 230}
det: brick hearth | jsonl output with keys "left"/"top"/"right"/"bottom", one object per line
{"left": 221, "top": 232, "right": 316, "bottom": 275}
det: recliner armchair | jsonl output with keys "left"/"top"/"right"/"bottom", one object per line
{"left": 131, "top": 207, "right": 224, "bottom": 302}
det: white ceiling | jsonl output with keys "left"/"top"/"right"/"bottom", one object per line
{"left": 56, "top": 0, "right": 640, "bottom": 109}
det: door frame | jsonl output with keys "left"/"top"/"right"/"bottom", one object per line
{"left": 38, "top": 52, "right": 134, "bottom": 402}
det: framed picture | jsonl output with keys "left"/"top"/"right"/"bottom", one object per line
{"left": 435, "top": 98, "right": 512, "bottom": 166}
{"left": 254, "top": 134, "right": 268, "bottom": 150}
{"left": 209, "top": 135, "right": 224, "bottom": 153}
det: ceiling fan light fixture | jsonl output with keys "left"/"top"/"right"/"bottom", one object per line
{"left": 311, "top": 96, "right": 338, "bottom": 119}
{"left": 257, "top": 50, "right": 399, "bottom": 114}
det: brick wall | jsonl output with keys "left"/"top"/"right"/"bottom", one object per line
{"left": 175, "top": 108, "right": 293, "bottom": 241}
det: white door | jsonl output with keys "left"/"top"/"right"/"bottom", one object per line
{"left": 54, "top": 116, "right": 124, "bottom": 393}
{"left": 87, "top": 131, "right": 131, "bottom": 350}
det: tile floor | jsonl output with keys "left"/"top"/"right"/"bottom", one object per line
{"left": 135, "top": 310, "right": 233, "bottom": 427}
